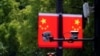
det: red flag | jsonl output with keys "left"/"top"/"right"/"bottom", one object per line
{"left": 38, "top": 13, "right": 58, "bottom": 48}
{"left": 38, "top": 13, "right": 83, "bottom": 48}
{"left": 63, "top": 14, "right": 83, "bottom": 48}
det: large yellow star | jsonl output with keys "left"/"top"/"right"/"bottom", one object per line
{"left": 41, "top": 18, "right": 46, "bottom": 24}
{"left": 75, "top": 19, "right": 80, "bottom": 25}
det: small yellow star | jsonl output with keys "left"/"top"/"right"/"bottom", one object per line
{"left": 41, "top": 18, "right": 46, "bottom": 24}
{"left": 75, "top": 19, "right": 80, "bottom": 25}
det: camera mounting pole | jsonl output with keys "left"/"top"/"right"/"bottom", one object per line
{"left": 56, "top": 0, "right": 63, "bottom": 56}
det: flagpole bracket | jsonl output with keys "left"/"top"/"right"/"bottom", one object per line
{"left": 49, "top": 37, "right": 94, "bottom": 43}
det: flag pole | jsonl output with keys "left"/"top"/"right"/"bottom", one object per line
{"left": 56, "top": 0, "right": 63, "bottom": 56}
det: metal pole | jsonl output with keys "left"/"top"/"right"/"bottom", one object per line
{"left": 94, "top": 0, "right": 100, "bottom": 56}
{"left": 56, "top": 0, "right": 63, "bottom": 56}
{"left": 51, "top": 38, "right": 94, "bottom": 41}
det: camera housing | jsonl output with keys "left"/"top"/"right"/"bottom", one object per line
{"left": 70, "top": 31, "right": 78, "bottom": 40}
{"left": 42, "top": 31, "right": 52, "bottom": 41}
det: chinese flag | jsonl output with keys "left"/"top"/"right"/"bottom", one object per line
{"left": 38, "top": 13, "right": 58, "bottom": 48}
{"left": 38, "top": 13, "right": 83, "bottom": 48}
{"left": 63, "top": 14, "right": 83, "bottom": 48}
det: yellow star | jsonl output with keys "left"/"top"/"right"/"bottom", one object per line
{"left": 41, "top": 18, "right": 46, "bottom": 24}
{"left": 75, "top": 19, "right": 80, "bottom": 25}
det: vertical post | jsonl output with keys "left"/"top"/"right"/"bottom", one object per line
{"left": 56, "top": 0, "right": 63, "bottom": 56}
{"left": 94, "top": 0, "right": 100, "bottom": 56}
{"left": 56, "top": 0, "right": 63, "bottom": 13}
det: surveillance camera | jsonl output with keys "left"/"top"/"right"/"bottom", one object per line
{"left": 42, "top": 31, "right": 51, "bottom": 41}
{"left": 70, "top": 31, "right": 78, "bottom": 40}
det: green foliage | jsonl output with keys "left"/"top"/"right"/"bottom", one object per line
{"left": 0, "top": 0, "right": 39, "bottom": 56}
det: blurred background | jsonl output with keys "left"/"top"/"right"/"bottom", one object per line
{"left": 0, "top": 0, "right": 94, "bottom": 56}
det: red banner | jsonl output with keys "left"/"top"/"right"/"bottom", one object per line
{"left": 63, "top": 14, "right": 83, "bottom": 48}
{"left": 38, "top": 13, "right": 83, "bottom": 48}
{"left": 38, "top": 13, "right": 58, "bottom": 48}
